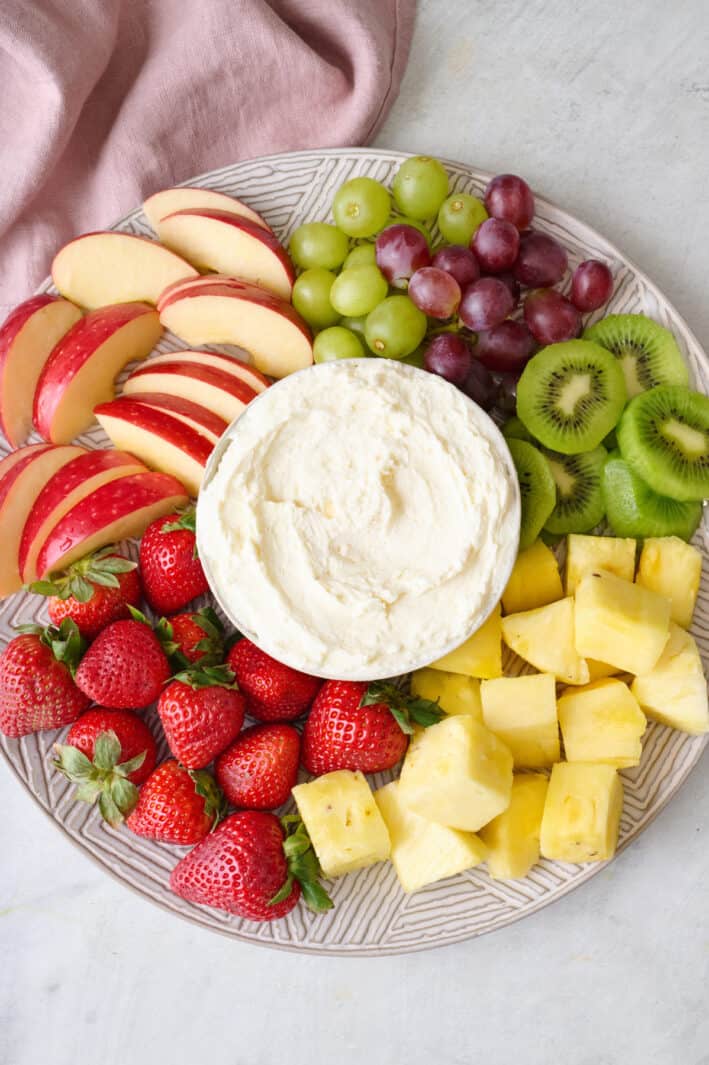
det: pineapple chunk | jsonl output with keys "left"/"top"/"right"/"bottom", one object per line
{"left": 501, "top": 597, "right": 590, "bottom": 685}
{"left": 501, "top": 540, "right": 563, "bottom": 614}
{"left": 586, "top": 658, "right": 622, "bottom": 681}
{"left": 574, "top": 569, "right": 670, "bottom": 675}
{"left": 398, "top": 715, "right": 513, "bottom": 832}
{"left": 558, "top": 678, "right": 646, "bottom": 768}
{"left": 565, "top": 534, "right": 636, "bottom": 594}
{"left": 480, "top": 773, "right": 549, "bottom": 879}
{"left": 374, "top": 780, "right": 488, "bottom": 892}
{"left": 410, "top": 668, "right": 482, "bottom": 720}
{"left": 480, "top": 673, "right": 560, "bottom": 768}
{"left": 540, "top": 762, "right": 623, "bottom": 862}
{"left": 429, "top": 604, "right": 502, "bottom": 678}
{"left": 636, "top": 536, "right": 702, "bottom": 629}
{"left": 292, "top": 770, "right": 390, "bottom": 878}
{"left": 631, "top": 623, "right": 709, "bottom": 734}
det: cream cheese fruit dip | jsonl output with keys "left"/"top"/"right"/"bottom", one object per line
{"left": 197, "top": 359, "right": 520, "bottom": 680}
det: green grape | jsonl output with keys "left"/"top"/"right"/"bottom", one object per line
{"left": 437, "top": 193, "right": 488, "bottom": 245}
{"left": 329, "top": 265, "right": 388, "bottom": 317}
{"left": 401, "top": 347, "right": 425, "bottom": 369}
{"left": 380, "top": 215, "right": 432, "bottom": 245}
{"left": 292, "top": 268, "right": 341, "bottom": 329}
{"left": 343, "top": 243, "right": 377, "bottom": 268}
{"left": 289, "top": 222, "right": 349, "bottom": 270}
{"left": 364, "top": 296, "right": 427, "bottom": 359}
{"left": 341, "top": 315, "right": 368, "bottom": 337}
{"left": 392, "top": 156, "right": 449, "bottom": 220}
{"left": 313, "top": 327, "right": 365, "bottom": 363}
{"left": 332, "top": 177, "right": 391, "bottom": 238}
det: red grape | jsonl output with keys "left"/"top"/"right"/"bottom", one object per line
{"left": 375, "top": 224, "right": 431, "bottom": 286}
{"left": 496, "top": 374, "right": 518, "bottom": 412}
{"left": 513, "top": 231, "right": 568, "bottom": 287}
{"left": 570, "top": 260, "right": 614, "bottom": 311}
{"left": 459, "top": 277, "right": 514, "bottom": 332}
{"left": 424, "top": 334, "right": 472, "bottom": 385}
{"left": 431, "top": 245, "right": 480, "bottom": 288}
{"left": 524, "top": 288, "right": 581, "bottom": 344}
{"left": 408, "top": 267, "right": 461, "bottom": 319}
{"left": 472, "top": 218, "right": 520, "bottom": 273}
{"left": 461, "top": 358, "right": 496, "bottom": 410}
{"left": 484, "top": 174, "right": 535, "bottom": 230}
{"left": 474, "top": 320, "right": 536, "bottom": 373}
{"left": 495, "top": 270, "right": 521, "bottom": 305}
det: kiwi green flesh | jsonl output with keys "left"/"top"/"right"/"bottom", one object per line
{"left": 507, "top": 438, "right": 556, "bottom": 550}
{"left": 502, "top": 416, "right": 535, "bottom": 443}
{"left": 602, "top": 452, "right": 702, "bottom": 540}
{"left": 617, "top": 385, "right": 709, "bottom": 502}
{"left": 583, "top": 314, "right": 689, "bottom": 398}
{"left": 542, "top": 446, "right": 607, "bottom": 534}
{"left": 517, "top": 340, "right": 627, "bottom": 455}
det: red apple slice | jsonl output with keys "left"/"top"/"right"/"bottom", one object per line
{"left": 95, "top": 398, "right": 214, "bottom": 497}
{"left": 158, "top": 210, "right": 294, "bottom": 299}
{"left": 118, "top": 392, "right": 228, "bottom": 443}
{"left": 145, "top": 348, "right": 269, "bottom": 393}
{"left": 34, "top": 303, "right": 162, "bottom": 444}
{"left": 123, "top": 361, "right": 258, "bottom": 424}
{"left": 52, "top": 232, "right": 199, "bottom": 309}
{"left": 156, "top": 272, "right": 238, "bottom": 312}
{"left": 35, "top": 471, "right": 188, "bottom": 579}
{"left": 144, "top": 187, "right": 271, "bottom": 233}
{"left": 0, "top": 295, "right": 83, "bottom": 447}
{"left": 159, "top": 280, "right": 313, "bottom": 378}
{"left": 19, "top": 449, "right": 148, "bottom": 583}
{"left": 0, "top": 444, "right": 86, "bottom": 597}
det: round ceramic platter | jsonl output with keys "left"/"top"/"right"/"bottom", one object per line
{"left": 1, "top": 148, "right": 707, "bottom": 956}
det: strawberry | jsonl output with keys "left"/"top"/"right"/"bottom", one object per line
{"left": 157, "top": 664, "right": 245, "bottom": 769}
{"left": 227, "top": 638, "right": 322, "bottom": 722}
{"left": 0, "top": 620, "right": 89, "bottom": 737}
{"left": 157, "top": 607, "right": 225, "bottom": 668}
{"left": 126, "top": 759, "right": 226, "bottom": 845}
{"left": 139, "top": 509, "right": 208, "bottom": 614}
{"left": 28, "top": 546, "right": 141, "bottom": 639}
{"left": 74, "top": 616, "right": 170, "bottom": 709}
{"left": 169, "top": 811, "right": 333, "bottom": 921}
{"left": 215, "top": 724, "right": 300, "bottom": 809}
{"left": 302, "top": 680, "right": 444, "bottom": 776}
{"left": 54, "top": 710, "right": 158, "bottom": 824}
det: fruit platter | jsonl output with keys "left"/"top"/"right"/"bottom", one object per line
{"left": 0, "top": 147, "right": 707, "bottom": 956}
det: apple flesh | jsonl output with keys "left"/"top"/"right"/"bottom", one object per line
{"left": 157, "top": 209, "right": 294, "bottom": 299}
{"left": 0, "top": 295, "right": 83, "bottom": 448}
{"left": 35, "top": 470, "right": 188, "bottom": 579}
{"left": 117, "top": 392, "right": 228, "bottom": 443}
{"left": 95, "top": 398, "right": 215, "bottom": 497}
{"left": 159, "top": 279, "right": 313, "bottom": 378}
{"left": 19, "top": 449, "right": 148, "bottom": 583}
{"left": 146, "top": 348, "right": 270, "bottom": 393}
{"left": 123, "top": 360, "right": 258, "bottom": 424}
{"left": 156, "top": 273, "right": 238, "bottom": 312}
{"left": 144, "top": 186, "right": 271, "bottom": 233}
{"left": 0, "top": 444, "right": 86, "bottom": 597}
{"left": 52, "top": 231, "right": 198, "bottom": 309}
{"left": 34, "top": 302, "right": 162, "bottom": 444}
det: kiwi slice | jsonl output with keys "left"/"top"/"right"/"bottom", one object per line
{"left": 502, "top": 416, "right": 535, "bottom": 443}
{"left": 517, "top": 340, "right": 626, "bottom": 455}
{"left": 542, "top": 446, "right": 607, "bottom": 534}
{"left": 602, "top": 451, "right": 702, "bottom": 540}
{"left": 617, "top": 385, "right": 709, "bottom": 501}
{"left": 584, "top": 314, "right": 689, "bottom": 398}
{"left": 507, "top": 438, "right": 556, "bottom": 549}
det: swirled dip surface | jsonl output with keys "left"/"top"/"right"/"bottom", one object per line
{"left": 198, "top": 360, "right": 519, "bottom": 678}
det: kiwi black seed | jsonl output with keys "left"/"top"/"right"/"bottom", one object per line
{"left": 617, "top": 385, "right": 709, "bottom": 502}
{"left": 584, "top": 314, "right": 689, "bottom": 398}
{"left": 516, "top": 340, "right": 627, "bottom": 455}
{"left": 602, "top": 451, "right": 702, "bottom": 541}
{"left": 542, "top": 446, "right": 607, "bottom": 535}
{"left": 507, "top": 438, "right": 556, "bottom": 550}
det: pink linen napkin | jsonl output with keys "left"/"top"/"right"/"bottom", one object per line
{"left": 0, "top": 0, "right": 415, "bottom": 316}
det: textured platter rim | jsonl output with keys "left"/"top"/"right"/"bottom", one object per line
{"left": 0, "top": 146, "right": 705, "bottom": 957}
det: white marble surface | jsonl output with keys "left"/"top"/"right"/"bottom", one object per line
{"left": 3, "top": 2, "right": 709, "bottom": 1062}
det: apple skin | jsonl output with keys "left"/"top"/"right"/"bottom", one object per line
{"left": 124, "top": 359, "right": 259, "bottom": 406}
{"left": 146, "top": 348, "right": 270, "bottom": 393}
{"left": 94, "top": 398, "right": 215, "bottom": 464}
{"left": 19, "top": 448, "right": 147, "bottom": 583}
{"left": 144, "top": 187, "right": 271, "bottom": 233}
{"left": 159, "top": 278, "right": 311, "bottom": 337}
{"left": 33, "top": 302, "right": 161, "bottom": 444}
{"left": 0, "top": 295, "right": 83, "bottom": 447}
{"left": 117, "top": 391, "right": 229, "bottom": 439}
{"left": 35, "top": 471, "right": 188, "bottom": 579}
{"left": 156, "top": 273, "right": 236, "bottom": 312}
